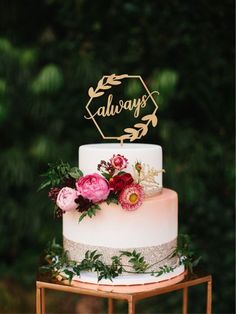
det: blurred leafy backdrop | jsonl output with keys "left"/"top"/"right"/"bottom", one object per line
{"left": 0, "top": 0, "right": 234, "bottom": 313}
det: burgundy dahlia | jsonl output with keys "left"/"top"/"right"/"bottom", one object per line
{"left": 97, "top": 160, "right": 115, "bottom": 176}
{"left": 54, "top": 206, "right": 65, "bottom": 218}
{"left": 48, "top": 187, "right": 61, "bottom": 202}
{"left": 62, "top": 177, "right": 76, "bottom": 188}
{"left": 75, "top": 195, "right": 93, "bottom": 212}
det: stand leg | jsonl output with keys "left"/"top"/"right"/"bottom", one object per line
{"left": 182, "top": 287, "right": 188, "bottom": 314}
{"left": 108, "top": 298, "right": 113, "bottom": 314}
{"left": 206, "top": 279, "right": 212, "bottom": 314}
{"left": 41, "top": 288, "right": 45, "bottom": 314}
{"left": 128, "top": 298, "right": 135, "bottom": 314}
{"left": 36, "top": 287, "right": 41, "bottom": 314}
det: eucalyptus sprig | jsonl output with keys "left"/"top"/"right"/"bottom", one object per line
{"left": 174, "top": 234, "right": 201, "bottom": 273}
{"left": 120, "top": 250, "right": 149, "bottom": 273}
{"left": 78, "top": 204, "right": 101, "bottom": 222}
{"left": 106, "top": 192, "right": 119, "bottom": 205}
{"left": 39, "top": 238, "right": 75, "bottom": 277}
{"left": 151, "top": 265, "right": 174, "bottom": 277}
{"left": 40, "top": 241, "right": 177, "bottom": 283}
{"left": 40, "top": 235, "right": 200, "bottom": 284}
{"left": 39, "top": 160, "right": 83, "bottom": 190}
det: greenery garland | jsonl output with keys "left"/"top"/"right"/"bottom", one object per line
{"left": 40, "top": 234, "right": 201, "bottom": 284}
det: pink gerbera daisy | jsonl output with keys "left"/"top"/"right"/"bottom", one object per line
{"left": 118, "top": 183, "right": 144, "bottom": 211}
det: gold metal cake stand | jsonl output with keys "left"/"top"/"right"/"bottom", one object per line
{"left": 36, "top": 270, "right": 212, "bottom": 314}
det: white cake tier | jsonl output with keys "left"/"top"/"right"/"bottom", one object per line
{"left": 78, "top": 143, "right": 163, "bottom": 187}
{"left": 63, "top": 188, "right": 177, "bottom": 249}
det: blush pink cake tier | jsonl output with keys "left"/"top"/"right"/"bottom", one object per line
{"left": 63, "top": 143, "right": 185, "bottom": 285}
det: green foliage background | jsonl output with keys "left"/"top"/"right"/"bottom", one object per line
{"left": 0, "top": 0, "right": 234, "bottom": 313}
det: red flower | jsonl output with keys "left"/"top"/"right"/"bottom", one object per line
{"left": 109, "top": 173, "right": 133, "bottom": 192}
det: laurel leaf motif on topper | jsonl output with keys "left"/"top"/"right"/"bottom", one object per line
{"left": 88, "top": 74, "right": 128, "bottom": 98}
{"left": 85, "top": 74, "right": 159, "bottom": 143}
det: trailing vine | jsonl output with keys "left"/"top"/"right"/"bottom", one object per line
{"left": 39, "top": 234, "right": 201, "bottom": 284}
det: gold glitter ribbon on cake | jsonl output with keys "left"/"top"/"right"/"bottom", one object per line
{"left": 63, "top": 236, "right": 178, "bottom": 271}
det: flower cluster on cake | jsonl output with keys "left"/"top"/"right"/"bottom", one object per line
{"left": 41, "top": 153, "right": 163, "bottom": 222}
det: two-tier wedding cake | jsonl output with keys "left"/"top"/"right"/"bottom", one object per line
{"left": 61, "top": 143, "right": 185, "bottom": 285}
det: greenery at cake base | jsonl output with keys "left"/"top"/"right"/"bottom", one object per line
{"left": 39, "top": 234, "right": 200, "bottom": 284}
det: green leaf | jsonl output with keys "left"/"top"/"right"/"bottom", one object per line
{"left": 98, "top": 274, "right": 104, "bottom": 282}
{"left": 192, "top": 256, "right": 202, "bottom": 268}
{"left": 69, "top": 167, "right": 83, "bottom": 179}
{"left": 31, "top": 64, "right": 63, "bottom": 94}
{"left": 73, "top": 266, "right": 80, "bottom": 276}
{"left": 78, "top": 205, "right": 101, "bottom": 222}
{"left": 106, "top": 194, "right": 119, "bottom": 205}
{"left": 39, "top": 161, "right": 73, "bottom": 190}
{"left": 39, "top": 265, "right": 52, "bottom": 273}
{"left": 79, "top": 212, "right": 87, "bottom": 222}
{"left": 94, "top": 254, "right": 102, "bottom": 260}
{"left": 90, "top": 250, "right": 97, "bottom": 258}
{"left": 101, "top": 172, "right": 111, "bottom": 180}
{"left": 64, "top": 269, "right": 74, "bottom": 284}
{"left": 117, "top": 171, "right": 126, "bottom": 175}
{"left": 38, "top": 180, "right": 51, "bottom": 191}
{"left": 120, "top": 251, "right": 132, "bottom": 257}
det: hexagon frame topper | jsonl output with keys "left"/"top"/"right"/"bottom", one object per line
{"left": 85, "top": 74, "right": 159, "bottom": 144}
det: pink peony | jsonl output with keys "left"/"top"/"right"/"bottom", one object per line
{"left": 118, "top": 183, "right": 144, "bottom": 211}
{"left": 110, "top": 154, "right": 128, "bottom": 170}
{"left": 76, "top": 173, "right": 110, "bottom": 203}
{"left": 56, "top": 187, "right": 78, "bottom": 212}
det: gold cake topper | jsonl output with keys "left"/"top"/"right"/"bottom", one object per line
{"left": 85, "top": 74, "right": 159, "bottom": 143}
